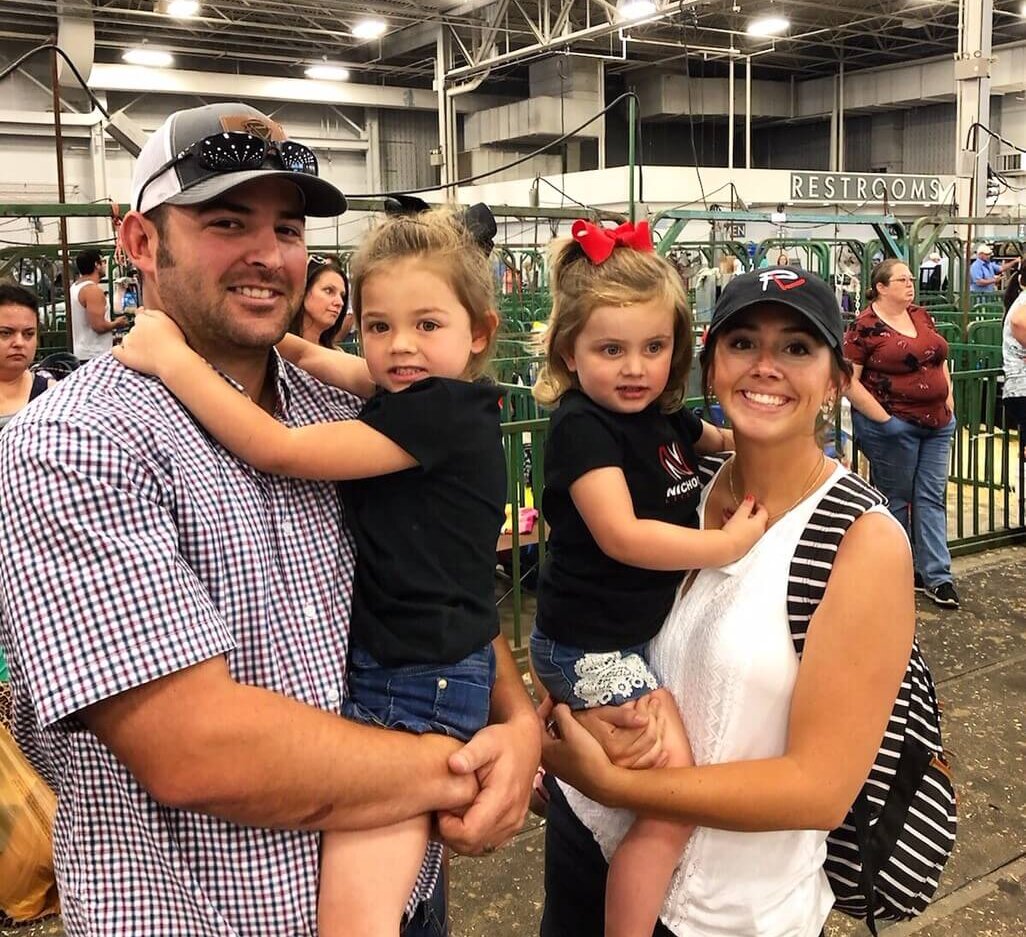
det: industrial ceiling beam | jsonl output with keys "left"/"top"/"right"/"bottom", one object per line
{"left": 86, "top": 63, "right": 510, "bottom": 112}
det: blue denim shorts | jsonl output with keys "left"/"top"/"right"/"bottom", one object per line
{"left": 343, "top": 644, "right": 495, "bottom": 742}
{"left": 529, "top": 629, "right": 660, "bottom": 711}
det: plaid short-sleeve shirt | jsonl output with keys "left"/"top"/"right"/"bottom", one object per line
{"left": 0, "top": 354, "right": 439, "bottom": 936}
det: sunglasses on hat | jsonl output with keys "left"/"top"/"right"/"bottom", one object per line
{"left": 135, "top": 131, "right": 319, "bottom": 213}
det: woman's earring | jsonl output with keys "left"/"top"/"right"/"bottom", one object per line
{"left": 821, "top": 397, "right": 835, "bottom": 419}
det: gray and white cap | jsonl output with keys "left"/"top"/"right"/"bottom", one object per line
{"left": 131, "top": 102, "right": 347, "bottom": 217}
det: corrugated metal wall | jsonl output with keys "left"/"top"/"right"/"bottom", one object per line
{"left": 754, "top": 121, "right": 831, "bottom": 170}
{"left": 844, "top": 115, "right": 872, "bottom": 171}
{"left": 378, "top": 109, "right": 440, "bottom": 192}
{"left": 903, "top": 103, "right": 956, "bottom": 174}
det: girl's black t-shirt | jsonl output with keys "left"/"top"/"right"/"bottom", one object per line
{"left": 345, "top": 377, "right": 505, "bottom": 666}
{"left": 535, "top": 389, "right": 704, "bottom": 651}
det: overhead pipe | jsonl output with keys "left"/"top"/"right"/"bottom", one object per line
{"left": 49, "top": 45, "right": 74, "bottom": 353}
{"left": 745, "top": 55, "right": 752, "bottom": 169}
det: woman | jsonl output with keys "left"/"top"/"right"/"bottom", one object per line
{"left": 0, "top": 281, "right": 52, "bottom": 431}
{"left": 844, "top": 259, "right": 958, "bottom": 608}
{"left": 0, "top": 280, "right": 53, "bottom": 700}
{"left": 1003, "top": 278, "right": 1026, "bottom": 466}
{"left": 539, "top": 268, "right": 915, "bottom": 937}
{"left": 289, "top": 255, "right": 351, "bottom": 347}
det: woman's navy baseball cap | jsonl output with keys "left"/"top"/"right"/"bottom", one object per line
{"left": 706, "top": 267, "right": 844, "bottom": 350}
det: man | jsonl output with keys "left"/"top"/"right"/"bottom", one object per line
{"left": 969, "top": 243, "right": 1014, "bottom": 293}
{"left": 69, "top": 248, "right": 128, "bottom": 361}
{"left": 0, "top": 102, "right": 539, "bottom": 936}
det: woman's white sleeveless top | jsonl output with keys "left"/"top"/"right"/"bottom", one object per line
{"left": 562, "top": 461, "right": 898, "bottom": 937}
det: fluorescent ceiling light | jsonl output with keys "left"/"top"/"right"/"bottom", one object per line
{"left": 618, "top": 0, "right": 657, "bottom": 20}
{"left": 166, "top": 0, "right": 200, "bottom": 16}
{"left": 352, "top": 18, "right": 387, "bottom": 39}
{"left": 305, "top": 64, "right": 351, "bottom": 81}
{"left": 122, "top": 48, "right": 174, "bottom": 67}
{"left": 746, "top": 15, "right": 789, "bottom": 36}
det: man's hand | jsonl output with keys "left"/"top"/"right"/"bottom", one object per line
{"left": 436, "top": 714, "right": 541, "bottom": 856}
{"left": 112, "top": 308, "right": 192, "bottom": 379}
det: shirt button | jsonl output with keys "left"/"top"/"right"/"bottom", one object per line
{"left": 281, "top": 521, "right": 293, "bottom": 535}
{"left": 303, "top": 604, "right": 317, "bottom": 620}
{"left": 326, "top": 687, "right": 340, "bottom": 704}
{"left": 437, "top": 678, "right": 448, "bottom": 689}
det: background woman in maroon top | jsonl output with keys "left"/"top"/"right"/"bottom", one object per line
{"left": 844, "top": 259, "right": 959, "bottom": 609}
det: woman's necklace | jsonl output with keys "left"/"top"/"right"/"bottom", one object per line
{"left": 729, "top": 453, "right": 829, "bottom": 523}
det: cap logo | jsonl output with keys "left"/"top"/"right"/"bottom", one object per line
{"left": 759, "top": 269, "right": 807, "bottom": 292}
{"left": 219, "top": 114, "right": 287, "bottom": 142}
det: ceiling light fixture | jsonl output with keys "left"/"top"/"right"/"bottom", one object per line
{"left": 617, "top": 0, "right": 658, "bottom": 20}
{"left": 122, "top": 47, "right": 175, "bottom": 67}
{"left": 166, "top": 0, "right": 201, "bottom": 16}
{"left": 746, "top": 15, "right": 789, "bottom": 37}
{"left": 352, "top": 19, "right": 387, "bottom": 39}
{"left": 305, "top": 64, "right": 351, "bottom": 81}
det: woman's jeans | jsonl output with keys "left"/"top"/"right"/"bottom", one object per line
{"left": 852, "top": 411, "right": 956, "bottom": 587}
{"left": 541, "top": 773, "right": 675, "bottom": 937}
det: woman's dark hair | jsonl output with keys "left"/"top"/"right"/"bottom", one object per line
{"left": 289, "top": 256, "right": 350, "bottom": 347}
{"left": 1003, "top": 258, "right": 1026, "bottom": 312}
{"left": 866, "top": 257, "right": 907, "bottom": 302}
{"left": 0, "top": 279, "right": 40, "bottom": 319}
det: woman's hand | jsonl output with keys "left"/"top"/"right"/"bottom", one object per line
{"left": 112, "top": 308, "right": 191, "bottom": 378}
{"left": 540, "top": 700, "right": 624, "bottom": 804}
{"left": 571, "top": 690, "right": 674, "bottom": 769}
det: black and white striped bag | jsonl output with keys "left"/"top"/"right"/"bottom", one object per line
{"left": 790, "top": 470, "right": 957, "bottom": 933}
{"left": 701, "top": 456, "right": 958, "bottom": 935}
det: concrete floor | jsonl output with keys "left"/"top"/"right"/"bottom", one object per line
{"left": 5, "top": 544, "right": 1024, "bottom": 937}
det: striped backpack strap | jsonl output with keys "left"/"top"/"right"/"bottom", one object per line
{"left": 787, "top": 471, "right": 884, "bottom": 655}
{"left": 697, "top": 452, "right": 730, "bottom": 488}
{"left": 788, "top": 471, "right": 957, "bottom": 936}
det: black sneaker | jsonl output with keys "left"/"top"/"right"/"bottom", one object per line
{"left": 926, "top": 582, "right": 960, "bottom": 608}
{"left": 914, "top": 572, "right": 925, "bottom": 592}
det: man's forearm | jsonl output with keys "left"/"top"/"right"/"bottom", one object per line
{"left": 189, "top": 683, "right": 474, "bottom": 831}
{"left": 489, "top": 635, "right": 535, "bottom": 725}
{"left": 85, "top": 662, "right": 475, "bottom": 834}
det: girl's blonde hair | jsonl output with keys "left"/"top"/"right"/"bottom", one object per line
{"left": 350, "top": 207, "right": 498, "bottom": 379}
{"left": 533, "top": 235, "right": 693, "bottom": 411}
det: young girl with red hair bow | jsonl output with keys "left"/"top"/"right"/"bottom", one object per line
{"left": 531, "top": 220, "right": 767, "bottom": 937}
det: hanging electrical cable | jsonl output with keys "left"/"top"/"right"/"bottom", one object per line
{"left": 0, "top": 42, "right": 111, "bottom": 119}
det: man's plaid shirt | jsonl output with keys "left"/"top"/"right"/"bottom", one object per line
{"left": 0, "top": 354, "right": 439, "bottom": 935}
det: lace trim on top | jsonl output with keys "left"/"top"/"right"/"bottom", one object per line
{"left": 573, "top": 651, "right": 659, "bottom": 707}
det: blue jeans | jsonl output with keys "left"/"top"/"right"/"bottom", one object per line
{"left": 529, "top": 630, "right": 659, "bottom": 711}
{"left": 853, "top": 411, "right": 956, "bottom": 587}
{"left": 344, "top": 645, "right": 495, "bottom": 742}
{"left": 402, "top": 874, "right": 448, "bottom": 937}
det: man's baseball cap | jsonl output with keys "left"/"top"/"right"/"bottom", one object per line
{"left": 975, "top": 243, "right": 993, "bottom": 255}
{"left": 706, "top": 267, "right": 844, "bottom": 351}
{"left": 131, "top": 102, "right": 347, "bottom": 217}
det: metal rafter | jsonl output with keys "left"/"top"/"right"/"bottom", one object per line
{"left": 1, "top": 0, "right": 1025, "bottom": 84}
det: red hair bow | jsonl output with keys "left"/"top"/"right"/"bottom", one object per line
{"left": 571, "top": 219, "right": 654, "bottom": 264}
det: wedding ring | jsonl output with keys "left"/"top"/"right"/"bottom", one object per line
{"left": 545, "top": 718, "right": 560, "bottom": 739}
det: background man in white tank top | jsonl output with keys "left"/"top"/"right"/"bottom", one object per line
{"left": 70, "top": 249, "right": 128, "bottom": 362}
